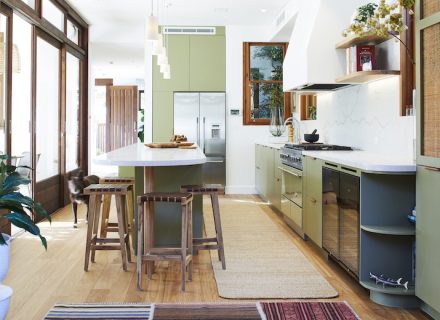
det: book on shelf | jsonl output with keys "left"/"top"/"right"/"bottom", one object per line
{"left": 346, "top": 45, "right": 376, "bottom": 74}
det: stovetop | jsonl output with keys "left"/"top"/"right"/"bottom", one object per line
{"left": 283, "top": 143, "right": 353, "bottom": 151}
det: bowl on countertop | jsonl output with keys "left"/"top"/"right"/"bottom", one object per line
{"left": 304, "top": 129, "right": 319, "bottom": 143}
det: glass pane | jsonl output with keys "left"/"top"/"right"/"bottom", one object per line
{"left": 42, "top": 0, "right": 64, "bottom": 31}
{"left": 12, "top": 14, "right": 33, "bottom": 196}
{"left": 67, "top": 20, "right": 79, "bottom": 44}
{"left": 250, "top": 82, "right": 283, "bottom": 120}
{"left": 20, "top": 0, "right": 35, "bottom": 9}
{"left": 422, "top": 23, "right": 440, "bottom": 158}
{"left": 66, "top": 53, "right": 80, "bottom": 172}
{"left": 36, "top": 37, "right": 60, "bottom": 181}
{"left": 250, "top": 45, "right": 283, "bottom": 81}
{"left": 422, "top": 0, "right": 440, "bottom": 18}
{"left": 0, "top": 15, "right": 6, "bottom": 155}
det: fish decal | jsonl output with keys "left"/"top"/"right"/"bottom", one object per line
{"left": 369, "top": 272, "right": 409, "bottom": 290}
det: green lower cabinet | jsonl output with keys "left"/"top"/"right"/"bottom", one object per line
{"left": 303, "top": 156, "right": 323, "bottom": 247}
{"left": 416, "top": 166, "right": 440, "bottom": 315}
{"left": 255, "top": 145, "right": 281, "bottom": 210}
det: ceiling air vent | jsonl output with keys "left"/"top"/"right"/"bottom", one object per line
{"left": 162, "top": 26, "right": 217, "bottom": 35}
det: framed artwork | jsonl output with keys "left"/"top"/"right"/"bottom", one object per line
{"left": 138, "top": 89, "right": 145, "bottom": 111}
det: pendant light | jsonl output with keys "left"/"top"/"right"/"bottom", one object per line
{"left": 160, "top": 63, "right": 170, "bottom": 74}
{"left": 152, "top": 33, "right": 164, "bottom": 55}
{"left": 145, "top": 0, "right": 159, "bottom": 41}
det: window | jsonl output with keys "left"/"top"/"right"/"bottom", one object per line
{"left": 243, "top": 42, "right": 290, "bottom": 125}
{"left": 20, "top": 0, "right": 35, "bottom": 9}
{"left": 65, "top": 53, "right": 80, "bottom": 171}
{"left": 42, "top": 0, "right": 64, "bottom": 31}
{"left": 67, "top": 19, "right": 79, "bottom": 45}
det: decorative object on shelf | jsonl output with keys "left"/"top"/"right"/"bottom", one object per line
{"left": 347, "top": 45, "right": 376, "bottom": 72}
{"left": 343, "top": 0, "right": 415, "bottom": 64}
{"left": 369, "top": 272, "right": 409, "bottom": 290}
{"left": 408, "top": 206, "right": 416, "bottom": 223}
{"left": 304, "top": 129, "right": 319, "bottom": 143}
{"left": 308, "top": 105, "right": 317, "bottom": 120}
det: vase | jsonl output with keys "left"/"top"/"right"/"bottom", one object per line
{"left": 0, "top": 285, "right": 12, "bottom": 320}
{"left": 269, "top": 108, "right": 285, "bottom": 137}
{"left": 0, "top": 234, "right": 11, "bottom": 283}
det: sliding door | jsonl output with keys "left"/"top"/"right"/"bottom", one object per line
{"left": 0, "top": 12, "right": 7, "bottom": 156}
{"left": 35, "top": 34, "right": 61, "bottom": 215}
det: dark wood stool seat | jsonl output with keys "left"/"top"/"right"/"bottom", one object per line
{"left": 83, "top": 184, "right": 132, "bottom": 272}
{"left": 181, "top": 184, "right": 226, "bottom": 270}
{"left": 99, "top": 177, "right": 135, "bottom": 244}
{"left": 137, "top": 192, "right": 193, "bottom": 291}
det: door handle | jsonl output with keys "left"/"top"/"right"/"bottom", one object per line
{"left": 424, "top": 166, "right": 440, "bottom": 172}
{"left": 196, "top": 117, "right": 199, "bottom": 145}
{"left": 207, "top": 160, "right": 224, "bottom": 163}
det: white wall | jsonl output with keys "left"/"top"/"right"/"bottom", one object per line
{"left": 225, "top": 26, "right": 285, "bottom": 194}
{"left": 299, "top": 76, "right": 415, "bottom": 158}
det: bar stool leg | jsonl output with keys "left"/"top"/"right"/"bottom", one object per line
{"left": 91, "top": 195, "right": 103, "bottom": 263}
{"left": 84, "top": 194, "right": 97, "bottom": 271}
{"left": 115, "top": 195, "right": 128, "bottom": 271}
{"left": 181, "top": 203, "right": 188, "bottom": 291}
{"left": 126, "top": 189, "right": 135, "bottom": 245}
{"left": 211, "top": 193, "right": 226, "bottom": 270}
{"left": 146, "top": 201, "right": 155, "bottom": 279}
{"left": 120, "top": 194, "right": 132, "bottom": 262}
{"left": 137, "top": 202, "right": 144, "bottom": 291}
{"left": 100, "top": 194, "right": 112, "bottom": 238}
{"left": 187, "top": 200, "right": 193, "bottom": 281}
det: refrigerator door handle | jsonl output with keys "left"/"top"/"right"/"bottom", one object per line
{"left": 203, "top": 117, "right": 206, "bottom": 153}
{"left": 196, "top": 117, "right": 199, "bottom": 146}
{"left": 206, "top": 160, "right": 224, "bottom": 163}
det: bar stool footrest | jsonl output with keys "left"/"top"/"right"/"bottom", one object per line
{"left": 193, "top": 237, "right": 218, "bottom": 244}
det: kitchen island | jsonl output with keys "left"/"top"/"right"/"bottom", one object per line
{"left": 95, "top": 143, "right": 206, "bottom": 246}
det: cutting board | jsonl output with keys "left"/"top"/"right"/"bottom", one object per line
{"left": 145, "top": 142, "right": 196, "bottom": 148}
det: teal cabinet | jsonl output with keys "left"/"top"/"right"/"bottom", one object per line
{"left": 303, "top": 156, "right": 323, "bottom": 247}
{"left": 189, "top": 36, "right": 226, "bottom": 91}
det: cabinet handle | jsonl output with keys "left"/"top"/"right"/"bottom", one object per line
{"left": 256, "top": 166, "right": 260, "bottom": 169}
{"left": 424, "top": 166, "right": 440, "bottom": 172}
{"left": 311, "top": 198, "right": 317, "bottom": 203}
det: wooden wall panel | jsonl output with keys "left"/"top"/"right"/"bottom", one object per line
{"left": 108, "top": 86, "right": 138, "bottom": 152}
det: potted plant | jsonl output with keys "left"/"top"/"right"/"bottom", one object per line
{"left": 0, "top": 155, "right": 49, "bottom": 318}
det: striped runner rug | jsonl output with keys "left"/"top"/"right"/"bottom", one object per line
{"left": 259, "top": 302, "right": 361, "bottom": 320}
{"left": 44, "top": 303, "right": 154, "bottom": 319}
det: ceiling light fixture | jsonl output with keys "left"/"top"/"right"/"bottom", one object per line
{"left": 145, "top": 0, "right": 159, "bottom": 41}
{"left": 260, "top": 8, "right": 268, "bottom": 13}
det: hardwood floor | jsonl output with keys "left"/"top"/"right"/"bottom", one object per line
{"left": 4, "top": 195, "right": 428, "bottom": 320}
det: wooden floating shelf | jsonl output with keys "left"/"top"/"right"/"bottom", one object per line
{"left": 336, "top": 70, "right": 400, "bottom": 84}
{"left": 361, "top": 224, "right": 415, "bottom": 236}
{"left": 360, "top": 280, "right": 415, "bottom": 295}
{"left": 336, "top": 34, "right": 392, "bottom": 49}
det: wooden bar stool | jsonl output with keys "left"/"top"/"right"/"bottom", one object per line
{"left": 83, "top": 184, "right": 132, "bottom": 272}
{"left": 137, "top": 192, "right": 193, "bottom": 291}
{"left": 180, "top": 184, "right": 226, "bottom": 270}
{"left": 99, "top": 177, "right": 135, "bottom": 243}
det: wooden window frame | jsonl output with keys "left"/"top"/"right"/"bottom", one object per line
{"left": 243, "top": 42, "right": 291, "bottom": 125}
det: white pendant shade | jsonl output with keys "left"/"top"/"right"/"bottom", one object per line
{"left": 152, "top": 34, "right": 163, "bottom": 55}
{"left": 160, "top": 63, "right": 170, "bottom": 74}
{"left": 163, "top": 70, "right": 171, "bottom": 79}
{"left": 157, "top": 53, "right": 168, "bottom": 66}
{"left": 145, "top": 15, "right": 159, "bottom": 41}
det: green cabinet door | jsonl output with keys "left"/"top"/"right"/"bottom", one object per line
{"left": 152, "top": 91, "right": 173, "bottom": 142}
{"left": 416, "top": 166, "right": 440, "bottom": 313}
{"left": 189, "top": 35, "right": 226, "bottom": 91}
{"left": 153, "top": 35, "right": 190, "bottom": 92}
{"left": 273, "top": 149, "right": 282, "bottom": 210}
{"left": 255, "top": 145, "right": 263, "bottom": 195}
{"left": 303, "top": 156, "right": 323, "bottom": 247}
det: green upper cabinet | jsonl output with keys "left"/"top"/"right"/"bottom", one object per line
{"left": 153, "top": 91, "right": 173, "bottom": 142}
{"left": 189, "top": 35, "right": 226, "bottom": 91}
{"left": 153, "top": 35, "right": 190, "bottom": 92}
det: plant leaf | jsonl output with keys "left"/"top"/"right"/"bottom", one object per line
{"left": 6, "top": 212, "right": 47, "bottom": 249}
{"left": 0, "top": 232, "right": 6, "bottom": 245}
{"left": 3, "top": 172, "right": 31, "bottom": 189}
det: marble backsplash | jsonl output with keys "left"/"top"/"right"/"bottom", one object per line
{"left": 297, "top": 76, "right": 415, "bottom": 159}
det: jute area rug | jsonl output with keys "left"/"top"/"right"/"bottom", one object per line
{"left": 204, "top": 196, "right": 338, "bottom": 299}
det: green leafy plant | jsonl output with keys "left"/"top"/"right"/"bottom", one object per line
{"left": 138, "top": 109, "right": 144, "bottom": 142}
{"left": 0, "top": 155, "right": 50, "bottom": 249}
{"left": 343, "top": 0, "right": 415, "bottom": 63}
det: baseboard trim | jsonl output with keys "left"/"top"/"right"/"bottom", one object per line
{"left": 421, "top": 302, "right": 440, "bottom": 320}
{"left": 225, "top": 186, "right": 257, "bottom": 194}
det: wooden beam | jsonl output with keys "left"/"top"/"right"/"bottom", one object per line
{"left": 95, "top": 78, "right": 114, "bottom": 86}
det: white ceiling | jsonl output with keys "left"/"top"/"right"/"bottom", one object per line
{"left": 67, "top": 0, "right": 292, "bottom": 79}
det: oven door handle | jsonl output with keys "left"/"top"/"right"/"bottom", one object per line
{"left": 278, "top": 166, "right": 302, "bottom": 177}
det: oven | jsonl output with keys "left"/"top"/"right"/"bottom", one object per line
{"left": 279, "top": 163, "right": 304, "bottom": 238}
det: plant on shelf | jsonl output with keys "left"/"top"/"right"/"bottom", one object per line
{"left": 0, "top": 155, "right": 50, "bottom": 248}
{"left": 343, "top": 0, "right": 415, "bottom": 64}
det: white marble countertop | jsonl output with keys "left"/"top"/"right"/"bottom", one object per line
{"left": 94, "top": 143, "right": 206, "bottom": 167}
{"left": 256, "top": 142, "right": 286, "bottom": 150}
{"left": 303, "top": 150, "right": 416, "bottom": 173}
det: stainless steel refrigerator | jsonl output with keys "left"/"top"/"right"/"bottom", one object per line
{"left": 174, "top": 92, "right": 226, "bottom": 185}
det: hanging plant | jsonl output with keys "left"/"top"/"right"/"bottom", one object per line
{"left": 343, "top": 0, "right": 415, "bottom": 63}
